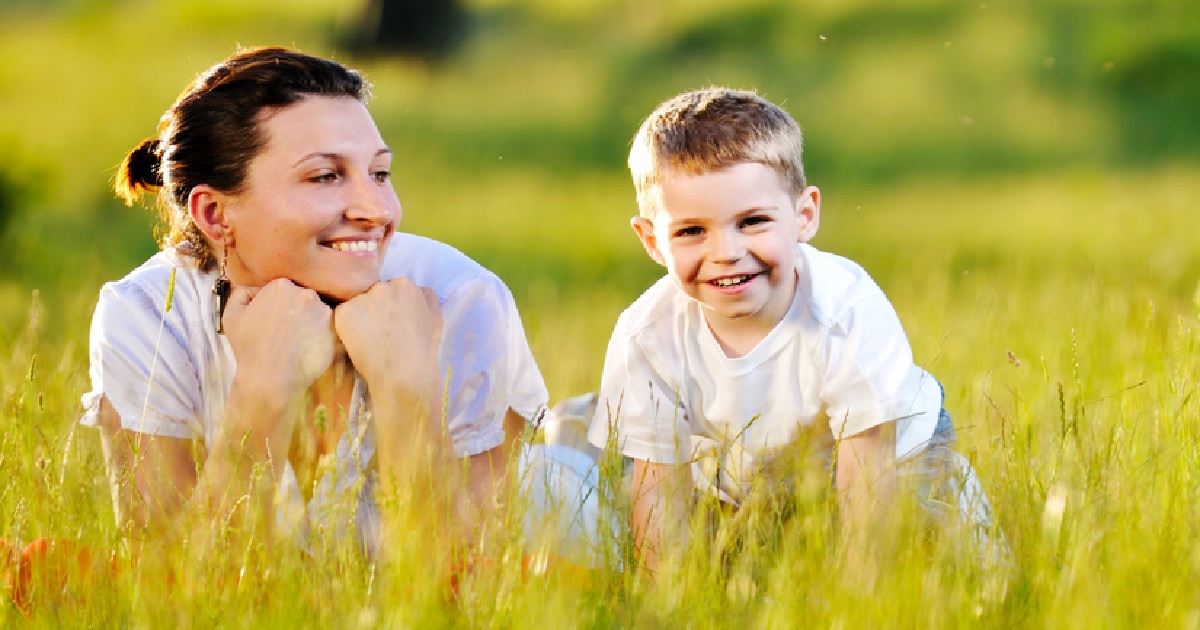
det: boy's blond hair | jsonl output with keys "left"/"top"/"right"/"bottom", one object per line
{"left": 628, "top": 87, "right": 806, "bottom": 218}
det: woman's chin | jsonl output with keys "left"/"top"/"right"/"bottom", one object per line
{"left": 318, "top": 292, "right": 345, "bottom": 308}
{"left": 315, "top": 280, "right": 376, "bottom": 306}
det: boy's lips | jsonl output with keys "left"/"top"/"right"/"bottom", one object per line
{"left": 705, "top": 271, "right": 763, "bottom": 293}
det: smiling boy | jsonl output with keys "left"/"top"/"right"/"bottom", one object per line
{"left": 588, "top": 88, "right": 1001, "bottom": 574}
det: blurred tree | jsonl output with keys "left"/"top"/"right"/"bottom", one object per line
{"left": 1108, "top": 38, "right": 1200, "bottom": 159}
{"left": 0, "top": 174, "right": 23, "bottom": 280}
{"left": 0, "top": 170, "right": 17, "bottom": 245}
{"left": 349, "top": 0, "right": 467, "bottom": 60}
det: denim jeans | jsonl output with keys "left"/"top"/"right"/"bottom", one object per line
{"left": 897, "top": 380, "right": 1009, "bottom": 564}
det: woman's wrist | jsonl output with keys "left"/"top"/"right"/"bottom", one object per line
{"left": 367, "top": 371, "right": 442, "bottom": 419}
{"left": 232, "top": 359, "right": 311, "bottom": 402}
{"left": 371, "top": 376, "right": 453, "bottom": 477}
{"left": 220, "top": 375, "right": 303, "bottom": 462}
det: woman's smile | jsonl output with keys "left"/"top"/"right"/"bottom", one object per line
{"left": 222, "top": 96, "right": 401, "bottom": 301}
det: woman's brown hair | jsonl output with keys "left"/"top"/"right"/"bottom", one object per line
{"left": 114, "top": 46, "right": 371, "bottom": 270}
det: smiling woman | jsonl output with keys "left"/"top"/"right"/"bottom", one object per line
{"left": 206, "top": 96, "right": 400, "bottom": 303}
{"left": 75, "top": 47, "right": 571, "bottom": 573}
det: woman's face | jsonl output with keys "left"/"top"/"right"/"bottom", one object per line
{"left": 222, "top": 96, "right": 400, "bottom": 302}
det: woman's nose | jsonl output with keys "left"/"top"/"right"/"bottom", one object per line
{"left": 345, "top": 176, "right": 397, "bottom": 226}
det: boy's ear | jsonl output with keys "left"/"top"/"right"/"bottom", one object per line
{"left": 187, "top": 184, "right": 233, "bottom": 244}
{"left": 795, "top": 186, "right": 821, "bottom": 243}
{"left": 630, "top": 216, "right": 666, "bottom": 267}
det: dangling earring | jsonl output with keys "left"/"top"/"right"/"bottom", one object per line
{"left": 213, "top": 239, "right": 231, "bottom": 334}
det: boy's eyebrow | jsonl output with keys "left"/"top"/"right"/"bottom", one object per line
{"left": 664, "top": 216, "right": 703, "bottom": 230}
{"left": 732, "top": 205, "right": 777, "bottom": 217}
{"left": 292, "top": 148, "right": 393, "bottom": 167}
{"left": 667, "top": 205, "right": 776, "bottom": 227}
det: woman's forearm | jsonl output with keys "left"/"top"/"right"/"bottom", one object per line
{"left": 99, "top": 372, "right": 303, "bottom": 544}
{"left": 370, "top": 376, "right": 455, "bottom": 491}
{"left": 188, "top": 379, "right": 303, "bottom": 529}
{"left": 368, "top": 377, "right": 471, "bottom": 552}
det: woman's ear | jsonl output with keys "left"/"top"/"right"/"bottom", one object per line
{"left": 631, "top": 216, "right": 666, "bottom": 267}
{"left": 187, "top": 184, "right": 231, "bottom": 243}
{"left": 795, "top": 186, "right": 821, "bottom": 243}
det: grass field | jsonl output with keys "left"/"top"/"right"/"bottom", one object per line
{"left": 2, "top": 0, "right": 1200, "bottom": 626}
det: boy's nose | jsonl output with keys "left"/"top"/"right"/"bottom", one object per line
{"left": 709, "top": 228, "right": 746, "bottom": 263}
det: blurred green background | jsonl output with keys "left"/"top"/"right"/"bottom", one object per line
{"left": 3, "top": 3, "right": 1200, "bottom": 623}
{"left": 1, "top": 0, "right": 1197, "bottom": 398}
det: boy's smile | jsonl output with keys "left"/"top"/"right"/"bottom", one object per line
{"left": 632, "top": 162, "right": 820, "bottom": 350}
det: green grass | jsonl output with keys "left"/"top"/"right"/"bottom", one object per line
{"left": 3, "top": 0, "right": 1200, "bottom": 626}
{"left": 5, "top": 166, "right": 1199, "bottom": 626}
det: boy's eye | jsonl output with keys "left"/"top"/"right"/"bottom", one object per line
{"left": 674, "top": 226, "right": 704, "bottom": 238}
{"left": 741, "top": 215, "right": 770, "bottom": 228}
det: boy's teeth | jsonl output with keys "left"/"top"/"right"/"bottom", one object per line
{"left": 330, "top": 240, "right": 377, "bottom": 252}
{"left": 713, "top": 274, "right": 753, "bottom": 287}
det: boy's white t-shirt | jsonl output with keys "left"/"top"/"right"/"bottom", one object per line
{"left": 80, "top": 233, "right": 548, "bottom": 550}
{"left": 588, "top": 243, "right": 941, "bottom": 505}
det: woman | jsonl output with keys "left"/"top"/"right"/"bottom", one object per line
{"left": 79, "top": 46, "right": 550, "bottom": 561}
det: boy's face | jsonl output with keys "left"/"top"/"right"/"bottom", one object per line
{"left": 632, "top": 163, "right": 819, "bottom": 337}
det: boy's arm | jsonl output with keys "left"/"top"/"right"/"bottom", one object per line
{"left": 835, "top": 421, "right": 896, "bottom": 569}
{"left": 630, "top": 458, "right": 692, "bottom": 577}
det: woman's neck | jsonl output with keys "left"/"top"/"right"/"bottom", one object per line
{"left": 290, "top": 357, "right": 357, "bottom": 501}
{"left": 308, "top": 356, "right": 356, "bottom": 427}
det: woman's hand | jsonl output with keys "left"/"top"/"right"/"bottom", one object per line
{"left": 333, "top": 278, "right": 443, "bottom": 406}
{"left": 220, "top": 278, "right": 336, "bottom": 450}
{"left": 335, "top": 278, "right": 447, "bottom": 510}
{"left": 224, "top": 278, "right": 337, "bottom": 391}
{"left": 336, "top": 279, "right": 464, "bottom": 554}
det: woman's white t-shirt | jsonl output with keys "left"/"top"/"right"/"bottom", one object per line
{"left": 80, "top": 233, "right": 548, "bottom": 550}
{"left": 588, "top": 243, "right": 942, "bottom": 505}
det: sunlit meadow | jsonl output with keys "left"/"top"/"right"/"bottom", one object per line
{"left": 2, "top": 0, "right": 1199, "bottom": 626}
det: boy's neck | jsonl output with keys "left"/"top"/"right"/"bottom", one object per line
{"left": 703, "top": 271, "right": 799, "bottom": 359}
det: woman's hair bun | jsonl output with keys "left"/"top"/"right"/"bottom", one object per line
{"left": 115, "top": 137, "right": 164, "bottom": 206}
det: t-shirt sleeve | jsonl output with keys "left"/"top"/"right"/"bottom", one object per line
{"left": 588, "top": 318, "right": 691, "bottom": 464}
{"left": 79, "top": 281, "right": 203, "bottom": 440}
{"left": 437, "top": 275, "right": 548, "bottom": 457}
{"left": 819, "top": 294, "right": 940, "bottom": 456}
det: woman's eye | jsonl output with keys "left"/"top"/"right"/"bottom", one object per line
{"left": 372, "top": 170, "right": 392, "bottom": 183}
{"left": 309, "top": 171, "right": 338, "bottom": 184}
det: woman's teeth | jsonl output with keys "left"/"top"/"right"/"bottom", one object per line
{"left": 328, "top": 240, "right": 377, "bottom": 253}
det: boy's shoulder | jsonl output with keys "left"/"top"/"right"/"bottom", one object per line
{"left": 611, "top": 243, "right": 893, "bottom": 332}
{"left": 612, "top": 244, "right": 895, "bottom": 346}
{"left": 611, "top": 274, "right": 690, "bottom": 342}
{"left": 796, "top": 243, "right": 891, "bottom": 328}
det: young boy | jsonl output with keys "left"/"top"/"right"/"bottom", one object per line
{"left": 587, "top": 87, "right": 1000, "bottom": 573}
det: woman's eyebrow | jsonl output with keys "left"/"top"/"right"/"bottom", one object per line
{"left": 292, "top": 148, "right": 393, "bottom": 167}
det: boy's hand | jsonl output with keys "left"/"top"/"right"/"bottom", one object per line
{"left": 630, "top": 459, "right": 692, "bottom": 578}
{"left": 834, "top": 422, "right": 895, "bottom": 585}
